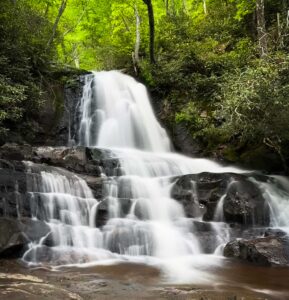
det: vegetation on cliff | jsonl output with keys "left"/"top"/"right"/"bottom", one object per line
{"left": 1, "top": 0, "right": 289, "bottom": 172}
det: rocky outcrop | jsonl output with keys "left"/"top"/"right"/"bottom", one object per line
{"left": 0, "top": 143, "right": 120, "bottom": 177}
{"left": 224, "top": 236, "right": 289, "bottom": 266}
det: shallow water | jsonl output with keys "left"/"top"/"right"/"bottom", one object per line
{"left": 2, "top": 259, "right": 289, "bottom": 300}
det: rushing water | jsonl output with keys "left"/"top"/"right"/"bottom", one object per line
{"left": 22, "top": 71, "right": 289, "bottom": 285}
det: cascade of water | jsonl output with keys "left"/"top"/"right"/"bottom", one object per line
{"left": 22, "top": 70, "right": 289, "bottom": 284}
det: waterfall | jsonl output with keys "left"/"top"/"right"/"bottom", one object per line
{"left": 251, "top": 176, "right": 289, "bottom": 234}
{"left": 78, "top": 71, "right": 171, "bottom": 152}
{"left": 22, "top": 71, "right": 289, "bottom": 284}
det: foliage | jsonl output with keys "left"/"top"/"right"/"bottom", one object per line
{"left": 0, "top": 0, "right": 50, "bottom": 136}
{"left": 218, "top": 56, "right": 289, "bottom": 159}
{"left": 1, "top": 0, "right": 289, "bottom": 170}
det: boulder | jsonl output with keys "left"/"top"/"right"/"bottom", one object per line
{"left": 223, "top": 179, "right": 270, "bottom": 226}
{"left": 224, "top": 236, "right": 289, "bottom": 266}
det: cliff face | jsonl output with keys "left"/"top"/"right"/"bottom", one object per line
{"left": 0, "top": 70, "right": 89, "bottom": 148}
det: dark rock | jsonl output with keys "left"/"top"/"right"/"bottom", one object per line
{"left": 224, "top": 240, "right": 241, "bottom": 258}
{"left": 191, "top": 220, "right": 213, "bottom": 232}
{"left": 19, "top": 218, "right": 51, "bottom": 241}
{"left": 264, "top": 228, "right": 288, "bottom": 238}
{"left": 0, "top": 218, "right": 50, "bottom": 258}
{"left": 0, "top": 218, "right": 27, "bottom": 257}
{"left": 0, "top": 143, "right": 33, "bottom": 161}
{"left": 172, "top": 123, "right": 203, "bottom": 156}
{"left": 195, "top": 232, "right": 220, "bottom": 253}
{"left": 223, "top": 179, "right": 270, "bottom": 226}
{"left": 134, "top": 199, "right": 150, "bottom": 220}
{"left": 171, "top": 172, "right": 270, "bottom": 225}
{"left": 95, "top": 198, "right": 132, "bottom": 227}
{"left": 83, "top": 176, "right": 104, "bottom": 199}
{"left": 95, "top": 200, "right": 109, "bottom": 227}
{"left": 224, "top": 236, "right": 289, "bottom": 266}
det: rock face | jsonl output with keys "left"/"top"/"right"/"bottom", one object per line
{"left": 0, "top": 143, "right": 120, "bottom": 177}
{"left": 171, "top": 172, "right": 270, "bottom": 226}
{"left": 224, "top": 236, "right": 289, "bottom": 266}
{"left": 172, "top": 123, "right": 203, "bottom": 156}
{"left": 223, "top": 179, "right": 270, "bottom": 226}
{"left": 0, "top": 218, "right": 50, "bottom": 257}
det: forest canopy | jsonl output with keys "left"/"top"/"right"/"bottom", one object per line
{"left": 1, "top": 0, "right": 289, "bottom": 171}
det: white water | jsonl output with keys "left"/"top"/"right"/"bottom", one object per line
{"left": 23, "top": 71, "right": 289, "bottom": 284}
{"left": 78, "top": 71, "right": 171, "bottom": 152}
{"left": 251, "top": 176, "right": 289, "bottom": 234}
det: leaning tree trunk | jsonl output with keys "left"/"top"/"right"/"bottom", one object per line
{"left": 132, "top": 4, "right": 141, "bottom": 74}
{"left": 256, "top": 0, "right": 268, "bottom": 57}
{"left": 143, "top": 0, "right": 155, "bottom": 64}
{"left": 46, "top": 0, "right": 68, "bottom": 51}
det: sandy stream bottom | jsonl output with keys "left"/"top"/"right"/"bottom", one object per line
{"left": 0, "top": 259, "right": 289, "bottom": 300}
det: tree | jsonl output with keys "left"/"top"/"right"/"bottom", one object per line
{"left": 256, "top": 0, "right": 267, "bottom": 57}
{"left": 133, "top": 4, "right": 141, "bottom": 73}
{"left": 143, "top": 0, "right": 155, "bottom": 63}
{"left": 46, "top": 0, "right": 68, "bottom": 51}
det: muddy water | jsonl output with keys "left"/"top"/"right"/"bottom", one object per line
{"left": 1, "top": 259, "right": 289, "bottom": 300}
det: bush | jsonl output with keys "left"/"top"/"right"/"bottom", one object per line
{"left": 218, "top": 55, "right": 289, "bottom": 167}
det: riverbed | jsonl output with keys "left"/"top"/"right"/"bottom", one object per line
{"left": 1, "top": 259, "right": 289, "bottom": 300}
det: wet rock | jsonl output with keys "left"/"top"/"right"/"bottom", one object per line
{"left": 224, "top": 236, "right": 289, "bottom": 266}
{"left": 0, "top": 218, "right": 50, "bottom": 258}
{"left": 134, "top": 199, "right": 150, "bottom": 220}
{"left": 191, "top": 220, "right": 213, "bottom": 232}
{"left": 172, "top": 172, "right": 270, "bottom": 225}
{"left": 95, "top": 198, "right": 132, "bottom": 227}
{"left": 0, "top": 161, "right": 29, "bottom": 218}
{"left": 223, "top": 179, "right": 270, "bottom": 226}
{"left": 0, "top": 143, "right": 123, "bottom": 177}
{"left": 264, "top": 228, "right": 288, "bottom": 238}
{"left": 19, "top": 218, "right": 51, "bottom": 241}
{"left": 195, "top": 232, "right": 219, "bottom": 253}
{"left": 33, "top": 147, "right": 103, "bottom": 176}
{"left": 83, "top": 176, "right": 104, "bottom": 199}
{"left": 0, "top": 143, "right": 33, "bottom": 161}
{"left": 171, "top": 173, "right": 229, "bottom": 219}
{"left": 95, "top": 200, "right": 108, "bottom": 227}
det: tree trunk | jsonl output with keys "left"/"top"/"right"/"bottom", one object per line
{"left": 277, "top": 13, "right": 284, "bottom": 48}
{"left": 203, "top": 0, "right": 207, "bottom": 15}
{"left": 133, "top": 4, "right": 141, "bottom": 74}
{"left": 46, "top": 0, "right": 68, "bottom": 51}
{"left": 171, "top": 0, "right": 175, "bottom": 16}
{"left": 165, "top": 0, "right": 169, "bottom": 16}
{"left": 182, "top": 0, "right": 187, "bottom": 14}
{"left": 256, "top": 0, "right": 268, "bottom": 57}
{"left": 143, "top": 0, "right": 155, "bottom": 64}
